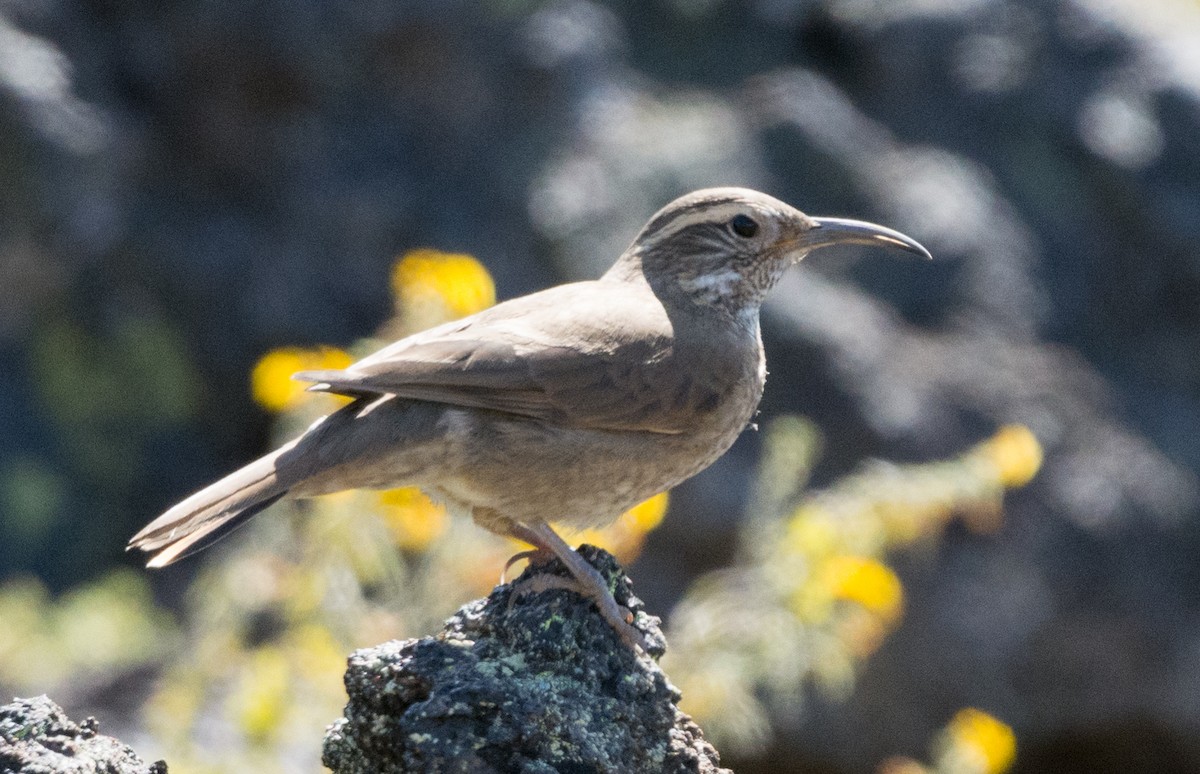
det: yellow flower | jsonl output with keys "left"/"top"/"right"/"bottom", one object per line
{"left": 229, "top": 646, "right": 290, "bottom": 740}
{"left": 375, "top": 487, "right": 449, "bottom": 552}
{"left": 942, "top": 708, "right": 1017, "bottom": 774}
{"left": 822, "top": 555, "right": 904, "bottom": 624}
{"left": 565, "top": 492, "right": 669, "bottom": 562}
{"left": 392, "top": 248, "right": 495, "bottom": 323}
{"left": 250, "top": 346, "right": 353, "bottom": 413}
{"left": 978, "top": 425, "right": 1042, "bottom": 488}
{"left": 622, "top": 491, "right": 670, "bottom": 533}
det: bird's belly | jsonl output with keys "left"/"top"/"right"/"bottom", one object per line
{"left": 430, "top": 410, "right": 749, "bottom": 531}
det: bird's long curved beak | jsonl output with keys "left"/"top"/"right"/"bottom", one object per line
{"left": 802, "top": 217, "right": 932, "bottom": 260}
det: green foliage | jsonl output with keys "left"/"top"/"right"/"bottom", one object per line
{"left": 0, "top": 456, "right": 65, "bottom": 550}
{"left": 0, "top": 569, "right": 177, "bottom": 695}
{"left": 32, "top": 315, "right": 199, "bottom": 427}
{"left": 30, "top": 314, "right": 200, "bottom": 488}
{"left": 11, "top": 312, "right": 207, "bottom": 576}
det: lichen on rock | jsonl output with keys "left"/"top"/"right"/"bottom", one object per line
{"left": 323, "top": 545, "right": 730, "bottom": 773}
{"left": 0, "top": 694, "right": 166, "bottom": 774}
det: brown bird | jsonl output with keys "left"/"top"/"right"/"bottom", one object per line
{"left": 129, "top": 187, "right": 929, "bottom": 650}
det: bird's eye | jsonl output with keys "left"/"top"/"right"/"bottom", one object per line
{"left": 729, "top": 214, "right": 759, "bottom": 238}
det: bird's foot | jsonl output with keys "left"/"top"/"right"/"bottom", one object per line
{"left": 502, "top": 521, "right": 653, "bottom": 653}
{"left": 509, "top": 570, "right": 650, "bottom": 652}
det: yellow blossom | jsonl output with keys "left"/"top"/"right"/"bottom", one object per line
{"left": 250, "top": 346, "right": 353, "bottom": 413}
{"left": 977, "top": 425, "right": 1042, "bottom": 488}
{"left": 564, "top": 492, "right": 669, "bottom": 562}
{"left": 942, "top": 708, "right": 1017, "bottom": 774}
{"left": 823, "top": 555, "right": 904, "bottom": 624}
{"left": 230, "top": 646, "right": 290, "bottom": 740}
{"left": 392, "top": 248, "right": 495, "bottom": 323}
{"left": 375, "top": 487, "right": 449, "bottom": 552}
{"left": 622, "top": 491, "right": 670, "bottom": 533}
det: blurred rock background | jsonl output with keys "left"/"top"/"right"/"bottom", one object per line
{"left": 1, "top": 0, "right": 1199, "bottom": 772}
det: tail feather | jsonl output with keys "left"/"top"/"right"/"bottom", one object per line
{"left": 129, "top": 443, "right": 295, "bottom": 567}
{"left": 130, "top": 395, "right": 434, "bottom": 568}
{"left": 143, "top": 491, "right": 287, "bottom": 568}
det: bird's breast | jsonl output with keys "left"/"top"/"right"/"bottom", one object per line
{"left": 670, "top": 336, "right": 766, "bottom": 435}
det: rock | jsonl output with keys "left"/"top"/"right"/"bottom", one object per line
{"left": 323, "top": 546, "right": 729, "bottom": 774}
{"left": 0, "top": 695, "right": 166, "bottom": 774}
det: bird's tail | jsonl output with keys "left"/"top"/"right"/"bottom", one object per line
{"left": 128, "top": 441, "right": 297, "bottom": 568}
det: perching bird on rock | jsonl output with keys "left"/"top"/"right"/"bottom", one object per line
{"left": 129, "top": 187, "right": 929, "bottom": 651}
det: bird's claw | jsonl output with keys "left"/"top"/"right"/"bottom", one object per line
{"left": 508, "top": 572, "right": 650, "bottom": 653}
{"left": 500, "top": 548, "right": 554, "bottom": 584}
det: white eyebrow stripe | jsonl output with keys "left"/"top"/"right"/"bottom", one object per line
{"left": 644, "top": 201, "right": 749, "bottom": 243}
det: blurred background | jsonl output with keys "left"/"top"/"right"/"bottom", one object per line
{"left": 2, "top": 0, "right": 1199, "bottom": 771}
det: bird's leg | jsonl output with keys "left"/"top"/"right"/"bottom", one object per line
{"left": 508, "top": 521, "right": 649, "bottom": 653}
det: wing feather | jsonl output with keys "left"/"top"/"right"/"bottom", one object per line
{"left": 293, "top": 282, "right": 691, "bottom": 433}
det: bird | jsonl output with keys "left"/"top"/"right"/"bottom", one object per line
{"left": 128, "top": 187, "right": 929, "bottom": 651}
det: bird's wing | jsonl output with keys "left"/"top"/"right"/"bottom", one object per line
{"left": 294, "top": 283, "right": 691, "bottom": 434}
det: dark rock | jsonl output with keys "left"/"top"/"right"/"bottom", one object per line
{"left": 323, "top": 546, "right": 729, "bottom": 774}
{"left": 0, "top": 695, "right": 166, "bottom": 774}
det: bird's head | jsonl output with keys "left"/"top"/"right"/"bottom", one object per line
{"left": 609, "top": 187, "right": 930, "bottom": 320}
